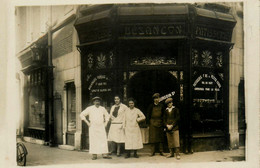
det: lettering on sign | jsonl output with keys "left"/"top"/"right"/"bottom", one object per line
{"left": 195, "top": 26, "right": 232, "bottom": 41}
{"left": 159, "top": 91, "right": 175, "bottom": 102}
{"left": 193, "top": 73, "right": 222, "bottom": 92}
{"left": 121, "top": 24, "right": 184, "bottom": 37}
{"left": 88, "top": 75, "right": 112, "bottom": 93}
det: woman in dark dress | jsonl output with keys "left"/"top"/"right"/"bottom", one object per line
{"left": 146, "top": 93, "right": 164, "bottom": 156}
{"left": 164, "top": 98, "right": 181, "bottom": 159}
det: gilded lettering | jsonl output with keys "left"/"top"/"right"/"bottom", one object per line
{"left": 168, "top": 26, "right": 175, "bottom": 34}
{"left": 138, "top": 26, "right": 144, "bottom": 35}
{"left": 152, "top": 26, "right": 160, "bottom": 35}
{"left": 132, "top": 26, "right": 137, "bottom": 35}
{"left": 125, "top": 27, "right": 131, "bottom": 35}
{"left": 145, "top": 26, "right": 152, "bottom": 35}
{"left": 161, "top": 26, "right": 167, "bottom": 35}
{"left": 175, "top": 25, "right": 182, "bottom": 35}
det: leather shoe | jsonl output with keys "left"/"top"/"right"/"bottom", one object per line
{"left": 159, "top": 152, "right": 164, "bottom": 156}
{"left": 166, "top": 154, "right": 174, "bottom": 158}
{"left": 176, "top": 153, "right": 180, "bottom": 160}
{"left": 102, "top": 155, "right": 112, "bottom": 159}
{"left": 134, "top": 154, "right": 139, "bottom": 158}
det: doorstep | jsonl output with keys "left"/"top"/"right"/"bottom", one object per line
{"left": 58, "top": 145, "right": 75, "bottom": 151}
{"left": 23, "top": 136, "right": 45, "bottom": 145}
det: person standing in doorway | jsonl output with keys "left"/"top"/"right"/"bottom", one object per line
{"left": 146, "top": 93, "right": 165, "bottom": 156}
{"left": 80, "top": 96, "right": 112, "bottom": 160}
{"left": 164, "top": 98, "right": 181, "bottom": 159}
{"left": 124, "top": 98, "right": 146, "bottom": 158}
{"left": 108, "top": 96, "right": 128, "bottom": 157}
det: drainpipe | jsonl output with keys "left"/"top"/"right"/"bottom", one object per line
{"left": 48, "top": 6, "right": 55, "bottom": 147}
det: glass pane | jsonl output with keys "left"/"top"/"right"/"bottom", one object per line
{"left": 192, "top": 72, "right": 224, "bottom": 135}
{"left": 29, "top": 86, "right": 45, "bottom": 128}
{"left": 67, "top": 83, "right": 76, "bottom": 132}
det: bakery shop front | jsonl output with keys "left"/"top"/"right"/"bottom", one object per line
{"left": 74, "top": 4, "right": 236, "bottom": 152}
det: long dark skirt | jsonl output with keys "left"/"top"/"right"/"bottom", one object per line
{"left": 149, "top": 125, "right": 164, "bottom": 143}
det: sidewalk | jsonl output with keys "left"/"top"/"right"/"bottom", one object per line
{"left": 20, "top": 141, "right": 245, "bottom": 166}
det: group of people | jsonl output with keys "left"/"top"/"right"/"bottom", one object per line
{"left": 80, "top": 93, "right": 180, "bottom": 160}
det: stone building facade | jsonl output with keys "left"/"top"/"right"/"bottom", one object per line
{"left": 15, "top": 2, "right": 245, "bottom": 152}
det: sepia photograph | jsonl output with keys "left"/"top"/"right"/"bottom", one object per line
{"left": 1, "top": 0, "right": 259, "bottom": 168}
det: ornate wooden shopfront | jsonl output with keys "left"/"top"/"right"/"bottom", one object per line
{"left": 18, "top": 35, "right": 54, "bottom": 145}
{"left": 74, "top": 4, "right": 236, "bottom": 152}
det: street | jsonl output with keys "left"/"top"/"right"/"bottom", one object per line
{"left": 21, "top": 141, "right": 245, "bottom": 166}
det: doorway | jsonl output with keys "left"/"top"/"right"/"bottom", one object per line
{"left": 127, "top": 70, "right": 179, "bottom": 116}
{"left": 127, "top": 70, "right": 179, "bottom": 151}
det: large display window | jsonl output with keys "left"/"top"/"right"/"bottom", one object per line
{"left": 28, "top": 86, "right": 45, "bottom": 129}
{"left": 66, "top": 82, "right": 76, "bottom": 132}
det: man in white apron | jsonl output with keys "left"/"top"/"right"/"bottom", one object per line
{"left": 80, "top": 97, "right": 112, "bottom": 160}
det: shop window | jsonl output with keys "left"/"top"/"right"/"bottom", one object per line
{"left": 192, "top": 72, "right": 224, "bottom": 135}
{"left": 28, "top": 86, "right": 45, "bottom": 129}
{"left": 66, "top": 82, "right": 76, "bottom": 132}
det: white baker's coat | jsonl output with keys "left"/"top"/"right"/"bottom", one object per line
{"left": 80, "top": 105, "right": 110, "bottom": 154}
{"left": 124, "top": 107, "right": 146, "bottom": 150}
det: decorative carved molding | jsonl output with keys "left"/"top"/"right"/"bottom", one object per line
{"left": 180, "top": 71, "right": 184, "bottom": 81}
{"left": 87, "top": 53, "right": 94, "bottom": 69}
{"left": 180, "top": 84, "right": 184, "bottom": 101}
{"left": 129, "top": 71, "right": 137, "bottom": 79}
{"left": 97, "top": 53, "right": 106, "bottom": 69}
{"left": 218, "top": 73, "right": 224, "bottom": 80}
{"left": 201, "top": 50, "right": 213, "bottom": 67}
{"left": 169, "top": 71, "right": 178, "bottom": 79}
{"left": 216, "top": 52, "right": 223, "bottom": 68}
{"left": 131, "top": 57, "right": 176, "bottom": 66}
{"left": 192, "top": 49, "right": 199, "bottom": 66}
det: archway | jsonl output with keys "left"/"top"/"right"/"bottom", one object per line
{"left": 127, "top": 70, "right": 179, "bottom": 117}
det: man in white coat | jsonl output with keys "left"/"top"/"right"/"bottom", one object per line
{"left": 80, "top": 96, "right": 112, "bottom": 160}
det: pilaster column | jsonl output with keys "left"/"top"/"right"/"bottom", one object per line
{"left": 74, "top": 50, "right": 82, "bottom": 150}
{"left": 229, "top": 3, "right": 244, "bottom": 149}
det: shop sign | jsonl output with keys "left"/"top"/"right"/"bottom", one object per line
{"left": 88, "top": 75, "right": 112, "bottom": 93}
{"left": 81, "top": 28, "right": 112, "bottom": 43}
{"left": 121, "top": 24, "right": 185, "bottom": 37}
{"left": 159, "top": 91, "right": 176, "bottom": 102}
{"left": 195, "top": 25, "right": 232, "bottom": 41}
{"left": 193, "top": 73, "right": 221, "bottom": 92}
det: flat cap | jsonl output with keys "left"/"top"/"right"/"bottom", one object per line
{"left": 165, "top": 98, "right": 173, "bottom": 104}
{"left": 92, "top": 96, "right": 102, "bottom": 102}
{"left": 152, "top": 93, "right": 160, "bottom": 98}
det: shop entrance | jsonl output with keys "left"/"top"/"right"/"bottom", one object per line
{"left": 127, "top": 70, "right": 179, "bottom": 119}
{"left": 127, "top": 70, "right": 180, "bottom": 150}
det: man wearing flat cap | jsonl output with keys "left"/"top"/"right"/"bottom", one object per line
{"left": 146, "top": 93, "right": 165, "bottom": 156}
{"left": 80, "top": 96, "right": 112, "bottom": 160}
{"left": 164, "top": 97, "right": 180, "bottom": 159}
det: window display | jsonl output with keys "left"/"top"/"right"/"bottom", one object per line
{"left": 67, "top": 83, "right": 76, "bottom": 132}
{"left": 29, "top": 86, "right": 45, "bottom": 129}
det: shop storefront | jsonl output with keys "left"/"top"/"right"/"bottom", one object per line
{"left": 74, "top": 4, "right": 237, "bottom": 152}
{"left": 18, "top": 35, "right": 53, "bottom": 144}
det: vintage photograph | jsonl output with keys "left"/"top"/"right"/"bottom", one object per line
{"left": 14, "top": 1, "right": 249, "bottom": 167}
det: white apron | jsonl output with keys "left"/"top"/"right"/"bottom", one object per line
{"left": 124, "top": 107, "right": 146, "bottom": 150}
{"left": 80, "top": 105, "right": 109, "bottom": 154}
{"left": 108, "top": 103, "right": 127, "bottom": 143}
